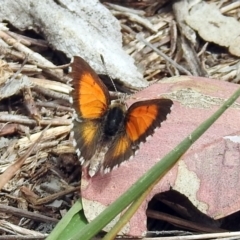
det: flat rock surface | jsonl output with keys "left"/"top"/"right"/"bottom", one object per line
{"left": 81, "top": 76, "right": 240, "bottom": 236}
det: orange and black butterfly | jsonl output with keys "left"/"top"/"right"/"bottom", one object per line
{"left": 70, "top": 56, "right": 173, "bottom": 177}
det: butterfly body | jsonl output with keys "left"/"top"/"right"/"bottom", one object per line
{"left": 103, "top": 102, "right": 126, "bottom": 137}
{"left": 70, "top": 56, "right": 173, "bottom": 177}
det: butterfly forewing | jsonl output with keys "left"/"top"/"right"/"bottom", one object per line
{"left": 125, "top": 99, "right": 173, "bottom": 144}
{"left": 71, "top": 56, "right": 110, "bottom": 119}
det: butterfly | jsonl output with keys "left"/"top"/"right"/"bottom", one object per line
{"left": 70, "top": 56, "right": 173, "bottom": 177}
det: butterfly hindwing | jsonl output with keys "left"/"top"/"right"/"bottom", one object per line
{"left": 70, "top": 56, "right": 110, "bottom": 119}
{"left": 73, "top": 120, "right": 102, "bottom": 161}
{"left": 103, "top": 131, "right": 133, "bottom": 171}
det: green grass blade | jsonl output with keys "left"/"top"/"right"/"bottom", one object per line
{"left": 46, "top": 199, "right": 87, "bottom": 240}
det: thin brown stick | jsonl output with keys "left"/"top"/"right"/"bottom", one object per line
{"left": 147, "top": 210, "right": 226, "bottom": 233}
{"left": 137, "top": 34, "right": 192, "bottom": 75}
{"left": 21, "top": 186, "right": 79, "bottom": 206}
{"left": 0, "top": 236, "right": 46, "bottom": 240}
{"left": 0, "top": 220, "right": 47, "bottom": 238}
{"left": 0, "top": 204, "right": 58, "bottom": 223}
{"left": 33, "top": 85, "right": 70, "bottom": 101}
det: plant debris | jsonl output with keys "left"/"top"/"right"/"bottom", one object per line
{"left": 0, "top": 0, "right": 239, "bottom": 238}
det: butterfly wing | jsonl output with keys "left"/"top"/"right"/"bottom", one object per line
{"left": 73, "top": 120, "right": 102, "bottom": 162}
{"left": 103, "top": 99, "right": 173, "bottom": 171}
{"left": 70, "top": 56, "right": 110, "bottom": 162}
{"left": 125, "top": 99, "right": 173, "bottom": 144}
{"left": 70, "top": 56, "right": 110, "bottom": 119}
{"left": 103, "top": 131, "right": 133, "bottom": 171}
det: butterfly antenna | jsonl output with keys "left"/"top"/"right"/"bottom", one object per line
{"left": 100, "top": 55, "right": 121, "bottom": 102}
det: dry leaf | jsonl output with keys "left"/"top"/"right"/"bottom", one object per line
{"left": 186, "top": 2, "right": 240, "bottom": 56}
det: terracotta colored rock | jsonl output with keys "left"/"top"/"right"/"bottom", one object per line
{"left": 81, "top": 76, "right": 240, "bottom": 236}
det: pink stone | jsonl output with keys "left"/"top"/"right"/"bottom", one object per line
{"left": 81, "top": 76, "right": 240, "bottom": 236}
